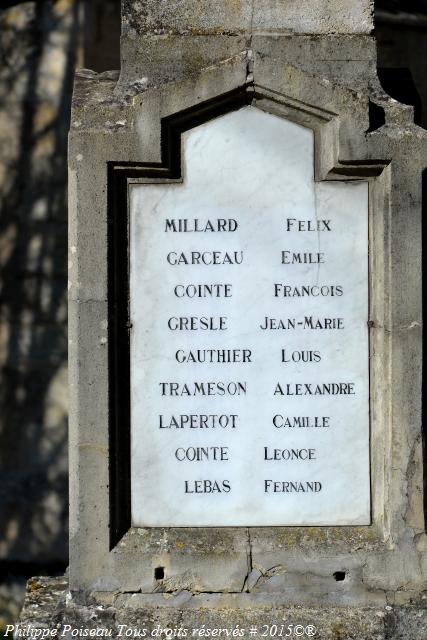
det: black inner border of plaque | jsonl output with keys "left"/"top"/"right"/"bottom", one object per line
{"left": 108, "top": 87, "right": 251, "bottom": 548}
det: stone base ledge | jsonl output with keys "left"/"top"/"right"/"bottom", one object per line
{"left": 12, "top": 577, "right": 427, "bottom": 640}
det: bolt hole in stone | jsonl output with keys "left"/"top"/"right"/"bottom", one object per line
{"left": 333, "top": 571, "right": 346, "bottom": 582}
{"left": 154, "top": 567, "right": 165, "bottom": 580}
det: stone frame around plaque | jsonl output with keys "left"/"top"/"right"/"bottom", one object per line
{"left": 69, "top": 65, "right": 424, "bottom": 600}
{"left": 109, "top": 88, "right": 373, "bottom": 537}
{"left": 109, "top": 86, "right": 380, "bottom": 531}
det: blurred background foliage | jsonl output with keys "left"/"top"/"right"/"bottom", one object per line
{"left": 0, "top": 0, "right": 120, "bottom": 626}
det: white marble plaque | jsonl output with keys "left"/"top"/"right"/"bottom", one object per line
{"left": 129, "top": 106, "right": 370, "bottom": 527}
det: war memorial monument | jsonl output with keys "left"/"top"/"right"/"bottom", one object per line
{"left": 16, "top": 0, "right": 427, "bottom": 637}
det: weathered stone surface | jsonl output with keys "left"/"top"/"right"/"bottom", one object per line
{"left": 118, "top": 0, "right": 375, "bottom": 89}
{"left": 10, "top": 0, "right": 427, "bottom": 635}
{"left": 122, "top": 0, "right": 374, "bottom": 35}
{"left": 67, "top": 19, "right": 427, "bottom": 600}
{"left": 118, "top": 34, "right": 248, "bottom": 89}
{"left": 16, "top": 577, "right": 427, "bottom": 640}
{"left": 64, "top": 0, "right": 427, "bottom": 625}
{"left": 251, "top": 35, "right": 377, "bottom": 91}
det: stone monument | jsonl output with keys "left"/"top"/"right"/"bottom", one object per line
{"left": 17, "top": 0, "right": 427, "bottom": 638}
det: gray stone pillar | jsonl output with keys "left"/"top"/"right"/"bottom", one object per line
{"left": 17, "top": 1, "right": 427, "bottom": 638}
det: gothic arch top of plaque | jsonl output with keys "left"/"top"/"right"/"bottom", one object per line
{"left": 128, "top": 105, "right": 370, "bottom": 527}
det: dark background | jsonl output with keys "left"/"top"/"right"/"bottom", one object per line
{"left": 0, "top": 0, "right": 425, "bottom": 626}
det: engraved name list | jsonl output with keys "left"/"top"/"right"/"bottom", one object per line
{"left": 129, "top": 107, "right": 370, "bottom": 527}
